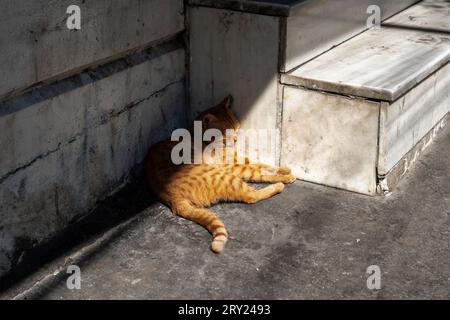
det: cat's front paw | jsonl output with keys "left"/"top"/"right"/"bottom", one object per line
{"left": 284, "top": 174, "right": 297, "bottom": 184}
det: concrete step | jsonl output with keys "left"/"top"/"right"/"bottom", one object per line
{"left": 189, "top": 0, "right": 419, "bottom": 71}
{"left": 188, "top": 0, "right": 418, "bottom": 167}
{"left": 282, "top": 0, "right": 450, "bottom": 101}
{"left": 280, "top": 0, "right": 450, "bottom": 195}
{"left": 383, "top": 0, "right": 450, "bottom": 33}
{"left": 281, "top": 0, "right": 420, "bottom": 72}
{"left": 188, "top": 0, "right": 449, "bottom": 195}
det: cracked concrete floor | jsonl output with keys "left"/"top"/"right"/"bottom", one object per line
{"left": 2, "top": 123, "right": 450, "bottom": 300}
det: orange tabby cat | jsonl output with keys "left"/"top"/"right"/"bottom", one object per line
{"left": 146, "top": 95, "right": 295, "bottom": 253}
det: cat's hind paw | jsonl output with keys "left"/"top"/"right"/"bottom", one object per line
{"left": 274, "top": 182, "right": 285, "bottom": 193}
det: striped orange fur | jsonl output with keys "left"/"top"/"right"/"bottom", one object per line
{"left": 146, "top": 95, "right": 295, "bottom": 253}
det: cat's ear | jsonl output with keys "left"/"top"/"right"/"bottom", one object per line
{"left": 202, "top": 113, "right": 217, "bottom": 126}
{"left": 223, "top": 95, "right": 233, "bottom": 109}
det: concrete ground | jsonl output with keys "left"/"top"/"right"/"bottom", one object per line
{"left": 1, "top": 123, "right": 450, "bottom": 300}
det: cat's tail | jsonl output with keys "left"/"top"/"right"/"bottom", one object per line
{"left": 172, "top": 199, "right": 228, "bottom": 253}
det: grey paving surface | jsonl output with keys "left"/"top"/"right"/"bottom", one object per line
{"left": 2, "top": 122, "right": 450, "bottom": 300}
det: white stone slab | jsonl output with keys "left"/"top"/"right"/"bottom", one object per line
{"left": 282, "top": 27, "right": 450, "bottom": 101}
{"left": 281, "top": 87, "right": 380, "bottom": 195}
{"left": 378, "top": 62, "right": 450, "bottom": 175}
{"left": 384, "top": 0, "right": 450, "bottom": 33}
{"left": 281, "top": 61, "right": 450, "bottom": 194}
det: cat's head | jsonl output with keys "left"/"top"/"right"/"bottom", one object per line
{"left": 196, "top": 95, "right": 241, "bottom": 141}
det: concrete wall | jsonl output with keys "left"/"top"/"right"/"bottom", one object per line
{"left": 0, "top": 0, "right": 184, "bottom": 100}
{"left": 0, "top": 1, "right": 186, "bottom": 278}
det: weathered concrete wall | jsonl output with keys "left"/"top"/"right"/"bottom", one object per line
{"left": 0, "top": 0, "right": 184, "bottom": 100}
{"left": 0, "top": 2, "right": 186, "bottom": 278}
